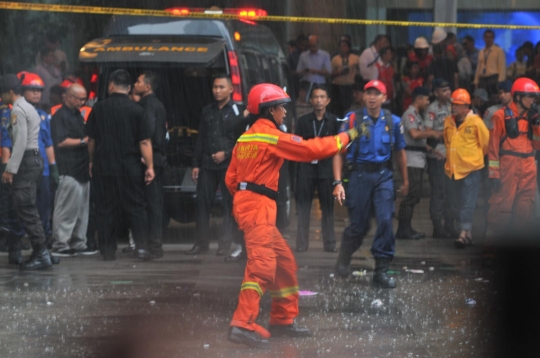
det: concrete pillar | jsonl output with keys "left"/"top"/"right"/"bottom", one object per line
{"left": 434, "top": 0, "right": 457, "bottom": 33}
{"left": 366, "top": 0, "right": 387, "bottom": 48}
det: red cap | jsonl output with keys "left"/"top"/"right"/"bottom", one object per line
{"left": 60, "top": 76, "right": 85, "bottom": 89}
{"left": 17, "top": 71, "right": 45, "bottom": 90}
{"left": 364, "top": 80, "right": 387, "bottom": 95}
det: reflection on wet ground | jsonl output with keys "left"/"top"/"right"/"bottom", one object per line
{"left": 0, "top": 198, "right": 498, "bottom": 357}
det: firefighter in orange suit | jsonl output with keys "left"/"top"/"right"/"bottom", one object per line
{"left": 487, "top": 78, "right": 540, "bottom": 236}
{"left": 225, "top": 83, "right": 358, "bottom": 348}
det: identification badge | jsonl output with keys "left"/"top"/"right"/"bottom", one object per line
{"left": 311, "top": 160, "right": 318, "bottom": 164}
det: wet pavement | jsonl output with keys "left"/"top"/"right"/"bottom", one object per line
{"left": 0, "top": 197, "right": 500, "bottom": 357}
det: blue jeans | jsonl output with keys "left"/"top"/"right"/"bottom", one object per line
{"left": 341, "top": 168, "right": 395, "bottom": 259}
{"left": 448, "top": 170, "right": 481, "bottom": 231}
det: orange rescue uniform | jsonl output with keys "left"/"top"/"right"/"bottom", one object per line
{"left": 443, "top": 111, "right": 489, "bottom": 180}
{"left": 225, "top": 118, "right": 350, "bottom": 336}
{"left": 487, "top": 102, "right": 540, "bottom": 231}
{"left": 51, "top": 104, "right": 92, "bottom": 122}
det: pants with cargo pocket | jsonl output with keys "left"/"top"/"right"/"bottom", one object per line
{"left": 230, "top": 191, "right": 299, "bottom": 337}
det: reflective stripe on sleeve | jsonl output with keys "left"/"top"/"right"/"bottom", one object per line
{"left": 238, "top": 133, "right": 279, "bottom": 145}
{"left": 240, "top": 282, "right": 263, "bottom": 297}
{"left": 489, "top": 160, "right": 499, "bottom": 168}
{"left": 335, "top": 136, "right": 343, "bottom": 152}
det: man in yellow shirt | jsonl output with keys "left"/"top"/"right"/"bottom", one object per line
{"left": 473, "top": 30, "right": 506, "bottom": 97}
{"left": 443, "top": 89, "right": 489, "bottom": 248}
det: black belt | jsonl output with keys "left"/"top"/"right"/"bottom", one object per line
{"left": 23, "top": 149, "right": 40, "bottom": 156}
{"left": 352, "top": 161, "right": 391, "bottom": 172}
{"left": 237, "top": 182, "right": 278, "bottom": 200}
{"left": 405, "top": 146, "right": 427, "bottom": 152}
{"left": 500, "top": 150, "right": 535, "bottom": 158}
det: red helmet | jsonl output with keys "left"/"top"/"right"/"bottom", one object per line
{"left": 364, "top": 80, "right": 387, "bottom": 95}
{"left": 511, "top": 77, "right": 540, "bottom": 97}
{"left": 60, "top": 76, "right": 85, "bottom": 89}
{"left": 247, "top": 83, "right": 291, "bottom": 114}
{"left": 16, "top": 71, "right": 44, "bottom": 90}
{"left": 451, "top": 88, "right": 471, "bottom": 105}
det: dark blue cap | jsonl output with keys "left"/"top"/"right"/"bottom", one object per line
{"left": 498, "top": 80, "right": 512, "bottom": 93}
{"left": 412, "top": 86, "right": 430, "bottom": 98}
{"left": 432, "top": 78, "right": 450, "bottom": 89}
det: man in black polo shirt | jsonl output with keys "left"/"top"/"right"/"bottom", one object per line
{"left": 295, "top": 84, "right": 340, "bottom": 252}
{"left": 133, "top": 71, "right": 167, "bottom": 259}
{"left": 50, "top": 84, "right": 94, "bottom": 256}
{"left": 86, "top": 69, "right": 154, "bottom": 261}
{"left": 186, "top": 74, "right": 242, "bottom": 256}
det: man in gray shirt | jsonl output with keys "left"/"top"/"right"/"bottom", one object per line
{"left": 425, "top": 78, "right": 454, "bottom": 237}
{"left": 0, "top": 74, "right": 54, "bottom": 270}
{"left": 296, "top": 36, "right": 331, "bottom": 85}
{"left": 396, "top": 87, "right": 440, "bottom": 240}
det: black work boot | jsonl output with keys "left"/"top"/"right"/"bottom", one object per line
{"left": 7, "top": 236, "right": 23, "bottom": 265}
{"left": 21, "top": 244, "right": 53, "bottom": 270}
{"left": 373, "top": 257, "right": 396, "bottom": 288}
{"left": 228, "top": 326, "right": 270, "bottom": 349}
{"left": 268, "top": 321, "right": 311, "bottom": 337}
{"left": 396, "top": 220, "right": 423, "bottom": 240}
{"left": 335, "top": 244, "right": 353, "bottom": 277}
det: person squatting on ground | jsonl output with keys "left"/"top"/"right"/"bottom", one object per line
{"left": 294, "top": 84, "right": 341, "bottom": 252}
{"left": 487, "top": 78, "right": 540, "bottom": 239}
{"left": 443, "top": 89, "right": 489, "bottom": 248}
{"left": 0, "top": 74, "right": 56, "bottom": 270}
{"left": 333, "top": 80, "right": 409, "bottom": 289}
{"left": 225, "top": 83, "right": 357, "bottom": 348}
{"left": 396, "top": 86, "right": 440, "bottom": 240}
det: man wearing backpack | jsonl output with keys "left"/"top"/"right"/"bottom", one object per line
{"left": 332, "top": 80, "right": 409, "bottom": 288}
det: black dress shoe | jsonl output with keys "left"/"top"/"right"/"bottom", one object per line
{"left": 335, "top": 264, "right": 350, "bottom": 278}
{"left": 184, "top": 245, "right": 208, "bottom": 255}
{"left": 410, "top": 228, "right": 426, "bottom": 239}
{"left": 324, "top": 247, "right": 337, "bottom": 253}
{"left": 295, "top": 247, "right": 307, "bottom": 253}
{"left": 224, "top": 251, "right": 247, "bottom": 263}
{"left": 216, "top": 247, "right": 229, "bottom": 256}
{"left": 395, "top": 228, "right": 423, "bottom": 240}
{"left": 135, "top": 249, "right": 154, "bottom": 261}
{"left": 228, "top": 326, "right": 270, "bottom": 349}
{"left": 149, "top": 249, "right": 164, "bottom": 259}
{"left": 268, "top": 321, "right": 311, "bottom": 337}
{"left": 122, "top": 246, "right": 136, "bottom": 254}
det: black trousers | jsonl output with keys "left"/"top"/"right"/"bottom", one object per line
{"left": 296, "top": 174, "right": 335, "bottom": 250}
{"left": 145, "top": 165, "right": 164, "bottom": 252}
{"left": 195, "top": 168, "right": 234, "bottom": 250}
{"left": 398, "top": 166, "right": 424, "bottom": 223}
{"left": 11, "top": 150, "right": 45, "bottom": 246}
{"left": 85, "top": 177, "right": 97, "bottom": 250}
{"left": 427, "top": 158, "right": 453, "bottom": 223}
{"left": 93, "top": 174, "right": 149, "bottom": 255}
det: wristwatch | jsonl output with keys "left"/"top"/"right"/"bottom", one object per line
{"left": 80, "top": 138, "right": 87, "bottom": 146}
{"left": 333, "top": 180, "right": 342, "bottom": 186}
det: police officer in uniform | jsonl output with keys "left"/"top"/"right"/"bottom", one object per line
{"left": 187, "top": 74, "right": 243, "bottom": 256}
{"left": 294, "top": 84, "right": 340, "bottom": 252}
{"left": 396, "top": 86, "right": 439, "bottom": 240}
{"left": 333, "top": 80, "right": 409, "bottom": 288}
{"left": 425, "top": 78, "right": 454, "bottom": 237}
{"left": 0, "top": 74, "right": 54, "bottom": 270}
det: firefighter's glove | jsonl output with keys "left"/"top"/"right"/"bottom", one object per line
{"left": 490, "top": 178, "right": 502, "bottom": 193}
{"left": 50, "top": 164, "right": 60, "bottom": 192}
{"left": 528, "top": 103, "right": 539, "bottom": 126}
{"left": 347, "top": 127, "right": 359, "bottom": 141}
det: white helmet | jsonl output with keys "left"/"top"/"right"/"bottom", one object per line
{"left": 431, "top": 27, "right": 447, "bottom": 45}
{"left": 414, "top": 36, "right": 429, "bottom": 49}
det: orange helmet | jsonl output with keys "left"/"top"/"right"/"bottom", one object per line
{"left": 60, "top": 76, "right": 85, "bottom": 89}
{"left": 451, "top": 88, "right": 471, "bottom": 105}
{"left": 511, "top": 77, "right": 540, "bottom": 98}
{"left": 247, "top": 83, "right": 291, "bottom": 114}
{"left": 16, "top": 71, "right": 44, "bottom": 90}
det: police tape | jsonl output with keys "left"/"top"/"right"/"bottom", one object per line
{"left": 1, "top": 1, "right": 540, "bottom": 30}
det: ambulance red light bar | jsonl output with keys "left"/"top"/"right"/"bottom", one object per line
{"left": 228, "top": 51, "right": 243, "bottom": 102}
{"left": 166, "top": 7, "right": 267, "bottom": 17}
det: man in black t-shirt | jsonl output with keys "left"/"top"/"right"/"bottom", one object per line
{"left": 50, "top": 84, "right": 94, "bottom": 257}
{"left": 86, "top": 69, "right": 155, "bottom": 261}
{"left": 428, "top": 44, "right": 459, "bottom": 91}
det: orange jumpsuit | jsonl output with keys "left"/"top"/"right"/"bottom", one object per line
{"left": 225, "top": 118, "right": 350, "bottom": 336}
{"left": 487, "top": 101, "right": 540, "bottom": 232}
